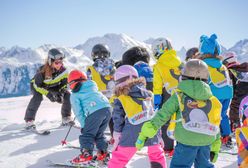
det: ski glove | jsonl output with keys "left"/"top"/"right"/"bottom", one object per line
{"left": 111, "top": 131, "right": 121, "bottom": 152}
{"left": 210, "top": 136, "right": 221, "bottom": 163}
{"left": 47, "top": 91, "right": 63, "bottom": 103}
{"left": 46, "top": 92, "right": 56, "bottom": 102}
{"left": 135, "top": 121, "right": 158, "bottom": 150}
{"left": 154, "top": 95, "right": 162, "bottom": 110}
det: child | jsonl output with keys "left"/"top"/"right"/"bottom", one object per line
{"left": 136, "top": 59, "right": 222, "bottom": 168}
{"left": 24, "top": 48, "right": 73, "bottom": 129}
{"left": 198, "top": 34, "right": 233, "bottom": 147}
{"left": 108, "top": 65, "right": 166, "bottom": 168}
{"left": 122, "top": 46, "right": 153, "bottom": 91}
{"left": 87, "top": 43, "right": 115, "bottom": 99}
{"left": 223, "top": 52, "right": 248, "bottom": 132}
{"left": 236, "top": 96, "right": 248, "bottom": 168}
{"left": 152, "top": 37, "right": 183, "bottom": 156}
{"left": 87, "top": 43, "right": 116, "bottom": 143}
{"left": 68, "top": 70, "right": 111, "bottom": 165}
{"left": 185, "top": 47, "right": 200, "bottom": 61}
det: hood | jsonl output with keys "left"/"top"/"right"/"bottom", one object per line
{"left": 203, "top": 58, "right": 222, "bottom": 68}
{"left": 157, "top": 50, "right": 182, "bottom": 68}
{"left": 78, "top": 80, "right": 98, "bottom": 94}
{"left": 178, "top": 80, "right": 212, "bottom": 100}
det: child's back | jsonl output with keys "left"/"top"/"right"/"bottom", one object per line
{"left": 199, "top": 34, "right": 233, "bottom": 145}
{"left": 108, "top": 65, "right": 166, "bottom": 168}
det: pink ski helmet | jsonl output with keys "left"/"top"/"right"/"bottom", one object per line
{"left": 239, "top": 96, "right": 248, "bottom": 119}
{"left": 222, "top": 52, "right": 239, "bottom": 68}
{"left": 114, "top": 65, "right": 139, "bottom": 87}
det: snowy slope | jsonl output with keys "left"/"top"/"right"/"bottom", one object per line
{"left": 0, "top": 96, "right": 238, "bottom": 168}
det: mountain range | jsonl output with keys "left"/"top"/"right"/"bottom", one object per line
{"left": 0, "top": 33, "right": 247, "bottom": 98}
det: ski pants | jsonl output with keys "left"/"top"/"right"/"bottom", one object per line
{"left": 24, "top": 86, "right": 71, "bottom": 121}
{"left": 219, "top": 99, "right": 231, "bottom": 137}
{"left": 108, "top": 145, "right": 166, "bottom": 168}
{"left": 79, "top": 107, "right": 111, "bottom": 153}
{"left": 161, "top": 89, "right": 174, "bottom": 151}
{"left": 161, "top": 121, "right": 174, "bottom": 150}
{"left": 170, "top": 142, "right": 214, "bottom": 168}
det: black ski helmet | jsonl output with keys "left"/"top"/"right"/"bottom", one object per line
{"left": 48, "top": 48, "right": 65, "bottom": 65}
{"left": 91, "top": 44, "right": 110, "bottom": 61}
{"left": 122, "top": 46, "right": 150, "bottom": 66}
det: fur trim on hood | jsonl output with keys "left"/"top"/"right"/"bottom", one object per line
{"left": 114, "top": 77, "right": 147, "bottom": 97}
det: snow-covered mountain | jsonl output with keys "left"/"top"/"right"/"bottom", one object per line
{"left": 0, "top": 45, "right": 91, "bottom": 98}
{"left": 75, "top": 33, "right": 152, "bottom": 61}
{"left": 0, "top": 34, "right": 247, "bottom": 98}
{"left": 227, "top": 39, "right": 248, "bottom": 63}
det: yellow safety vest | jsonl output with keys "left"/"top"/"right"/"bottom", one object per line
{"left": 208, "top": 65, "right": 232, "bottom": 88}
{"left": 118, "top": 95, "right": 154, "bottom": 125}
{"left": 87, "top": 66, "right": 113, "bottom": 91}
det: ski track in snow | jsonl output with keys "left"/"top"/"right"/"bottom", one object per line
{"left": 0, "top": 96, "right": 238, "bottom": 168}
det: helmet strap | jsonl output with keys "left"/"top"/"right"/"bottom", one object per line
{"left": 181, "top": 75, "right": 208, "bottom": 83}
{"left": 72, "top": 82, "right": 82, "bottom": 93}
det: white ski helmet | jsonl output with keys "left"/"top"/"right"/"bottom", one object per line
{"left": 182, "top": 59, "right": 209, "bottom": 82}
{"left": 152, "top": 38, "right": 172, "bottom": 59}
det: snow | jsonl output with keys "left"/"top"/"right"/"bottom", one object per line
{"left": 0, "top": 96, "right": 238, "bottom": 168}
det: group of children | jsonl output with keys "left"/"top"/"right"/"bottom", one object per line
{"left": 25, "top": 33, "right": 248, "bottom": 168}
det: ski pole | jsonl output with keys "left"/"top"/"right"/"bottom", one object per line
{"left": 61, "top": 117, "right": 76, "bottom": 146}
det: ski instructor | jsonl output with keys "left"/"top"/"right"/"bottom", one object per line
{"left": 24, "top": 48, "right": 74, "bottom": 129}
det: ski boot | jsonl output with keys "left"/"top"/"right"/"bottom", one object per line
{"left": 221, "top": 136, "right": 233, "bottom": 149}
{"left": 93, "top": 150, "right": 110, "bottom": 166}
{"left": 25, "top": 120, "right": 36, "bottom": 130}
{"left": 70, "top": 149, "right": 93, "bottom": 165}
{"left": 164, "top": 149, "right": 174, "bottom": 158}
{"left": 62, "top": 116, "right": 75, "bottom": 126}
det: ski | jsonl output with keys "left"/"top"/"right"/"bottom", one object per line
{"left": 219, "top": 150, "right": 237, "bottom": 155}
{"left": 47, "top": 160, "right": 104, "bottom": 168}
{"left": 25, "top": 128, "right": 51, "bottom": 135}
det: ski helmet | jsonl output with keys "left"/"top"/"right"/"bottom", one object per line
{"left": 239, "top": 96, "right": 248, "bottom": 119}
{"left": 181, "top": 59, "right": 209, "bottom": 82}
{"left": 114, "top": 65, "right": 139, "bottom": 87}
{"left": 186, "top": 47, "right": 199, "bottom": 61}
{"left": 48, "top": 48, "right": 65, "bottom": 65}
{"left": 122, "top": 46, "right": 150, "bottom": 66}
{"left": 152, "top": 38, "right": 172, "bottom": 59}
{"left": 222, "top": 52, "right": 239, "bottom": 68}
{"left": 68, "top": 70, "right": 87, "bottom": 90}
{"left": 91, "top": 44, "right": 110, "bottom": 61}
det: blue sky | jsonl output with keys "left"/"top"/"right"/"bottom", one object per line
{"left": 0, "top": 0, "right": 247, "bottom": 50}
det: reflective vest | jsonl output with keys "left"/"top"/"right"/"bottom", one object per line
{"left": 154, "top": 64, "right": 181, "bottom": 95}
{"left": 167, "top": 90, "right": 221, "bottom": 139}
{"left": 87, "top": 66, "right": 114, "bottom": 92}
{"left": 208, "top": 65, "right": 232, "bottom": 88}
{"left": 118, "top": 95, "right": 154, "bottom": 125}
